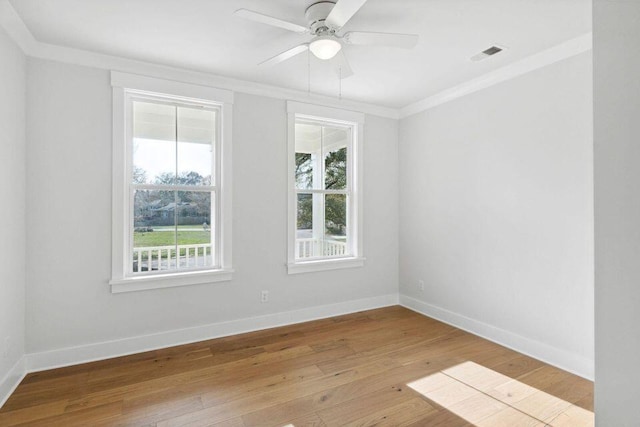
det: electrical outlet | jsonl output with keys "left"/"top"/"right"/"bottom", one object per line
{"left": 261, "top": 290, "right": 269, "bottom": 303}
{"left": 418, "top": 280, "right": 425, "bottom": 292}
{"left": 3, "top": 336, "right": 11, "bottom": 358}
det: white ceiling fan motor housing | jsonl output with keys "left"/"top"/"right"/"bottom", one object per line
{"left": 305, "top": 1, "right": 337, "bottom": 35}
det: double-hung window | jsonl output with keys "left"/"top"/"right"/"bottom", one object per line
{"left": 287, "top": 101, "right": 365, "bottom": 274}
{"left": 110, "top": 72, "right": 233, "bottom": 293}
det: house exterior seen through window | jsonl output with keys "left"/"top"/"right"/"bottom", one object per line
{"left": 130, "top": 97, "right": 218, "bottom": 274}
{"left": 295, "top": 120, "right": 351, "bottom": 259}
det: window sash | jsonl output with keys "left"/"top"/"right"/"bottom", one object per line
{"left": 294, "top": 193, "right": 352, "bottom": 262}
{"left": 294, "top": 189, "right": 348, "bottom": 195}
{"left": 127, "top": 188, "right": 219, "bottom": 275}
{"left": 133, "top": 184, "right": 216, "bottom": 192}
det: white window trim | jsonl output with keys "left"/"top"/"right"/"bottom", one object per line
{"left": 110, "top": 72, "right": 234, "bottom": 293}
{"left": 286, "top": 101, "right": 365, "bottom": 274}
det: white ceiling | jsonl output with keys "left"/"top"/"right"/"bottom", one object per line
{"left": 9, "top": 0, "right": 591, "bottom": 108}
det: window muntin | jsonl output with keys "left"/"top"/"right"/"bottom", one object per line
{"left": 127, "top": 94, "right": 220, "bottom": 276}
{"left": 293, "top": 118, "right": 355, "bottom": 261}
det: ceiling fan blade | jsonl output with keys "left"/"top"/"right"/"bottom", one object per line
{"left": 343, "top": 31, "right": 419, "bottom": 48}
{"left": 325, "top": 0, "right": 369, "bottom": 29}
{"left": 259, "top": 44, "right": 309, "bottom": 67}
{"left": 234, "top": 9, "right": 308, "bottom": 34}
{"left": 331, "top": 50, "right": 354, "bottom": 79}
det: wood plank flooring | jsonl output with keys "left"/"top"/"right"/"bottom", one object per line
{"left": 0, "top": 306, "right": 593, "bottom": 426}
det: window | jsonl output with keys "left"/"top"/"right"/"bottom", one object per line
{"left": 287, "top": 101, "right": 364, "bottom": 274}
{"left": 110, "top": 72, "right": 233, "bottom": 292}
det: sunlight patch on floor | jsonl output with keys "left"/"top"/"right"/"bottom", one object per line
{"left": 407, "top": 361, "right": 593, "bottom": 427}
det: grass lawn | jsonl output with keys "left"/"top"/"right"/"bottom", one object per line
{"left": 134, "top": 225, "right": 210, "bottom": 248}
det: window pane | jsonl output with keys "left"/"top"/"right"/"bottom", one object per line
{"left": 132, "top": 189, "right": 176, "bottom": 272}
{"left": 177, "top": 107, "right": 215, "bottom": 186}
{"left": 176, "top": 191, "right": 213, "bottom": 269}
{"left": 324, "top": 147, "right": 348, "bottom": 190}
{"left": 296, "top": 193, "right": 315, "bottom": 259}
{"left": 325, "top": 194, "right": 348, "bottom": 256}
{"left": 132, "top": 101, "right": 176, "bottom": 184}
{"left": 295, "top": 123, "right": 321, "bottom": 190}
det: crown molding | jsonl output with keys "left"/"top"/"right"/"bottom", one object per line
{"left": 400, "top": 32, "right": 593, "bottom": 119}
{"left": 29, "top": 41, "right": 400, "bottom": 119}
{"left": 0, "top": 0, "right": 399, "bottom": 119}
{"left": 0, "top": 0, "right": 37, "bottom": 53}
{"left": 1, "top": 0, "right": 592, "bottom": 122}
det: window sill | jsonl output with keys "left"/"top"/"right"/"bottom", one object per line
{"left": 287, "top": 257, "right": 365, "bottom": 274}
{"left": 109, "top": 269, "right": 234, "bottom": 293}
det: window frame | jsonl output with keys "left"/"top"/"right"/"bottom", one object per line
{"left": 286, "top": 101, "right": 365, "bottom": 274}
{"left": 110, "top": 72, "right": 234, "bottom": 293}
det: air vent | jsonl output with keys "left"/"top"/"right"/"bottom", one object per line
{"left": 471, "top": 45, "right": 505, "bottom": 62}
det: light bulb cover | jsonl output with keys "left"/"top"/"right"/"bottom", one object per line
{"left": 309, "top": 36, "right": 342, "bottom": 60}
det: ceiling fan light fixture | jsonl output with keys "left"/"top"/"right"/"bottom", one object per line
{"left": 309, "top": 35, "right": 342, "bottom": 60}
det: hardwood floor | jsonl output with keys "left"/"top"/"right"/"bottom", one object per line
{"left": 0, "top": 306, "right": 593, "bottom": 426}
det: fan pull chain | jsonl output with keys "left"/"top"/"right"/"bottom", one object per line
{"left": 307, "top": 49, "right": 311, "bottom": 96}
{"left": 339, "top": 67, "right": 342, "bottom": 100}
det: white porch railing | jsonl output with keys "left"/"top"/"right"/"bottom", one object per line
{"left": 295, "top": 238, "right": 347, "bottom": 259}
{"left": 133, "top": 239, "right": 347, "bottom": 272}
{"left": 133, "top": 243, "right": 212, "bottom": 272}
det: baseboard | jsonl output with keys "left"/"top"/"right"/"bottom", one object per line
{"left": 0, "top": 356, "right": 27, "bottom": 409}
{"left": 16, "top": 291, "right": 592, "bottom": 397}
{"left": 25, "top": 293, "right": 398, "bottom": 373}
{"left": 399, "top": 294, "right": 594, "bottom": 381}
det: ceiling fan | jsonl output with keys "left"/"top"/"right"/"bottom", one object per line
{"left": 234, "top": 0, "right": 419, "bottom": 78}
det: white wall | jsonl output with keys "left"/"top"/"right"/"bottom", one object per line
{"left": 398, "top": 52, "right": 594, "bottom": 378}
{"left": 0, "top": 26, "right": 26, "bottom": 399}
{"left": 593, "top": 1, "right": 640, "bottom": 424}
{"left": 24, "top": 58, "right": 398, "bottom": 358}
